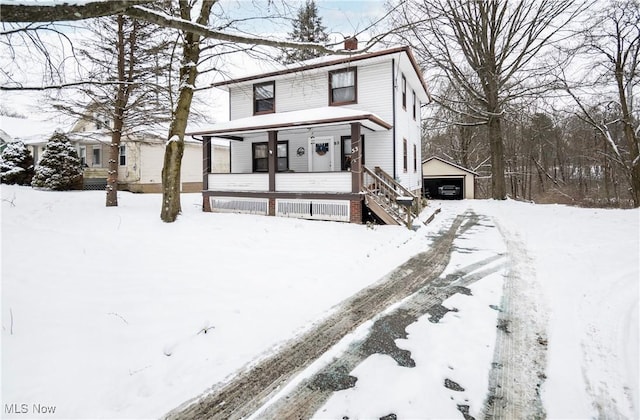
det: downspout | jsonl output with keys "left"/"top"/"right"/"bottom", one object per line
{"left": 392, "top": 58, "right": 397, "bottom": 179}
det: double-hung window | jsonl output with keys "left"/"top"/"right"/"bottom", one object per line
{"left": 119, "top": 145, "right": 126, "bottom": 166}
{"left": 254, "top": 81, "right": 275, "bottom": 114}
{"left": 403, "top": 138, "right": 408, "bottom": 172}
{"left": 329, "top": 68, "right": 357, "bottom": 105}
{"left": 252, "top": 141, "right": 289, "bottom": 172}
{"left": 402, "top": 74, "right": 407, "bottom": 109}
{"left": 413, "top": 143, "right": 417, "bottom": 172}
{"left": 412, "top": 90, "right": 416, "bottom": 120}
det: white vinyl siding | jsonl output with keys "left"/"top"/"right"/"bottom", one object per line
{"left": 225, "top": 52, "right": 424, "bottom": 193}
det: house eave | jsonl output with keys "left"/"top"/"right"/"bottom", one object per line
{"left": 187, "top": 108, "right": 392, "bottom": 139}
{"left": 209, "top": 46, "right": 430, "bottom": 101}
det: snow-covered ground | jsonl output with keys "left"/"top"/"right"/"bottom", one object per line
{"left": 1, "top": 185, "right": 638, "bottom": 419}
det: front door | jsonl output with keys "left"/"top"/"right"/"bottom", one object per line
{"left": 309, "top": 136, "right": 333, "bottom": 172}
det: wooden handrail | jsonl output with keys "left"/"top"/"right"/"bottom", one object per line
{"left": 362, "top": 166, "right": 418, "bottom": 228}
{"left": 373, "top": 166, "right": 417, "bottom": 199}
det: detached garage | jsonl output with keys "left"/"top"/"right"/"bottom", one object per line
{"left": 422, "top": 156, "right": 477, "bottom": 199}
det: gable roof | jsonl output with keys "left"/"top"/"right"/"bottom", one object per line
{"left": 187, "top": 106, "right": 391, "bottom": 138}
{"left": 422, "top": 156, "right": 479, "bottom": 176}
{"left": 209, "top": 46, "right": 430, "bottom": 101}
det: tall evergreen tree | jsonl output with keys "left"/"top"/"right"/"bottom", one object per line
{"left": 0, "top": 140, "right": 34, "bottom": 185}
{"left": 31, "top": 132, "right": 83, "bottom": 190}
{"left": 280, "top": 0, "right": 329, "bottom": 64}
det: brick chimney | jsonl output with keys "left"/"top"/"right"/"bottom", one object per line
{"left": 344, "top": 37, "right": 358, "bottom": 51}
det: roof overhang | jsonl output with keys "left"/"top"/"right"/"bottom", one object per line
{"left": 187, "top": 107, "right": 392, "bottom": 139}
{"left": 422, "top": 156, "right": 479, "bottom": 176}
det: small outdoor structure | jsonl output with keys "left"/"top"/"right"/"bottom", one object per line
{"left": 422, "top": 156, "right": 477, "bottom": 199}
{"left": 189, "top": 45, "right": 430, "bottom": 226}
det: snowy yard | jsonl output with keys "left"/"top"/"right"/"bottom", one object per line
{"left": 1, "top": 185, "right": 638, "bottom": 419}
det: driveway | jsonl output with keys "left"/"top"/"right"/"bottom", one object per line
{"left": 164, "top": 208, "right": 547, "bottom": 420}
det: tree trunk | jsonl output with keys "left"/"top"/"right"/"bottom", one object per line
{"left": 160, "top": 72, "right": 195, "bottom": 222}
{"left": 488, "top": 116, "right": 506, "bottom": 199}
{"left": 160, "top": 0, "right": 214, "bottom": 222}
{"left": 615, "top": 64, "right": 640, "bottom": 207}
{"left": 106, "top": 15, "right": 127, "bottom": 207}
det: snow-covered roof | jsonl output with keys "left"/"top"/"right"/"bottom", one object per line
{"left": 186, "top": 107, "right": 392, "bottom": 138}
{"left": 0, "top": 115, "right": 67, "bottom": 141}
{"left": 422, "top": 156, "right": 479, "bottom": 176}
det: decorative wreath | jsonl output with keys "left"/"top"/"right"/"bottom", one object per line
{"left": 296, "top": 147, "right": 305, "bottom": 156}
{"left": 315, "top": 143, "right": 329, "bottom": 156}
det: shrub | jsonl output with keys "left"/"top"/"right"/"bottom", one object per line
{"left": 0, "top": 140, "right": 35, "bottom": 185}
{"left": 31, "top": 132, "right": 83, "bottom": 190}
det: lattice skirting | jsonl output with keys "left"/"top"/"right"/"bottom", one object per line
{"left": 276, "top": 199, "right": 350, "bottom": 222}
{"left": 209, "top": 197, "right": 269, "bottom": 215}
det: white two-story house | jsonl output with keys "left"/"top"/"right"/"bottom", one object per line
{"left": 188, "top": 44, "right": 430, "bottom": 225}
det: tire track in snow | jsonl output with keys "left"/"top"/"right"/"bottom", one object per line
{"left": 482, "top": 223, "right": 549, "bottom": 420}
{"left": 164, "top": 211, "right": 470, "bottom": 420}
{"left": 258, "top": 253, "right": 506, "bottom": 419}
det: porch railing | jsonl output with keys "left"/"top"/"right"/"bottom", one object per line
{"left": 362, "top": 166, "right": 419, "bottom": 227}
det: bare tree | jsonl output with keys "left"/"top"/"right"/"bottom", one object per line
{"left": 49, "top": 15, "right": 175, "bottom": 207}
{"left": 393, "top": 0, "right": 586, "bottom": 199}
{"left": 1, "top": 0, "right": 393, "bottom": 221}
{"left": 562, "top": 0, "right": 640, "bottom": 207}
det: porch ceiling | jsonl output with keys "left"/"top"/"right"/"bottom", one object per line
{"left": 187, "top": 107, "right": 392, "bottom": 139}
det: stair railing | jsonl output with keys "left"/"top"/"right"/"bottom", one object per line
{"left": 362, "top": 166, "right": 418, "bottom": 227}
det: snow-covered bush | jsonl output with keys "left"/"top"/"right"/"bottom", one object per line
{"left": 0, "top": 140, "right": 35, "bottom": 185}
{"left": 31, "top": 132, "right": 83, "bottom": 190}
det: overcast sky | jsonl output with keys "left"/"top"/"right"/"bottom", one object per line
{"left": 0, "top": 1, "right": 393, "bottom": 126}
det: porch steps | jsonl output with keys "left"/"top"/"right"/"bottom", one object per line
{"left": 362, "top": 166, "right": 419, "bottom": 228}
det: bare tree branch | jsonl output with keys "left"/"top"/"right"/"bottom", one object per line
{"left": 0, "top": 1, "right": 152, "bottom": 22}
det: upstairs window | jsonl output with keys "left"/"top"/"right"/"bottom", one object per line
{"left": 412, "top": 90, "right": 416, "bottom": 120}
{"left": 402, "top": 74, "right": 407, "bottom": 109}
{"left": 254, "top": 81, "right": 275, "bottom": 114}
{"left": 329, "top": 68, "right": 357, "bottom": 105}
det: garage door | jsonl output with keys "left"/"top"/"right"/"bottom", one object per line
{"left": 423, "top": 177, "right": 464, "bottom": 199}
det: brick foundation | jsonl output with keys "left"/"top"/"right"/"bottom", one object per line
{"left": 268, "top": 198, "right": 276, "bottom": 216}
{"left": 349, "top": 199, "right": 363, "bottom": 224}
{"left": 203, "top": 196, "right": 211, "bottom": 212}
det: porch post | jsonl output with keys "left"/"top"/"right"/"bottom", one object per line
{"left": 268, "top": 130, "right": 277, "bottom": 216}
{"left": 351, "top": 123, "right": 362, "bottom": 193}
{"left": 268, "top": 130, "right": 277, "bottom": 192}
{"left": 202, "top": 136, "right": 211, "bottom": 190}
{"left": 202, "top": 136, "right": 211, "bottom": 212}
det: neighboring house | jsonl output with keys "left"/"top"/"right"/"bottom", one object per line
{"left": 422, "top": 156, "right": 477, "bottom": 200}
{"left": 188, "top": 44, "right": 430, "bottom": 225}
{"left": 0, "top": 127, "right": 12, "bottom": 152}
{"left": 2, "top": 114, "right": 225, "bottom": 193}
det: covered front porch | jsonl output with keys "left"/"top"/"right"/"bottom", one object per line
{"left": 191, "top": 107, "right": 416, "bottom": 224}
